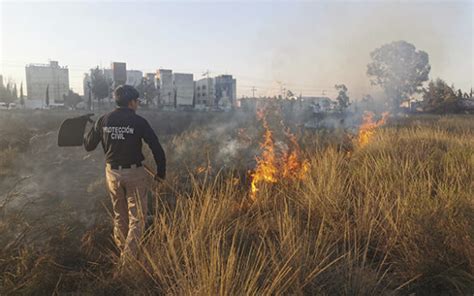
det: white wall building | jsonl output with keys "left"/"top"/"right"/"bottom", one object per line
{"left": 214, "top": 75, "right": 237, "bottom": 109}
{"left": 195, "top": 77, "right": 215, "bottom": 108}
{"left": 173, "top": 73, "right": 194, "bottom": 107}
{"left": 25, "top": 61, "right": 69, "bottom": 102}
{"left": 126, "top": 70, "right": 143, "bottom": 86}
{"left": 157, "top": 69, "right": 174, "bottom": 107}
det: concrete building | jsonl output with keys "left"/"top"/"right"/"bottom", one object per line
{"left": 215, "top": 75, "right": 237, "bottom": 108}
{"left": 145, "top": 73, "right": 156, "bottom": 84}
{"left": 195, "top": 77, "right": 215, "bottom": 109}
{"left": 83, "top": 65, "right": 143, "bottom": 100}
{"left": 173, "top": 73, "right": 194, "bottom": 107}
{"left": 157, "top": 69, "right": 174, "bottom": 107}
{"left": 25, "top": 61, "right": 69, "bottom": 102}
{"left": 99, "top": 68, "right": 142, "bottom": 87}
{"left": 126, "top": 70, "right": 143, "bottom": 86}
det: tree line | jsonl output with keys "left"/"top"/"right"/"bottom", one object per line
{"left": 0, "top": 80, "right": 24, "bottom": 107}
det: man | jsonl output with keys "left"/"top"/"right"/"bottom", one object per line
{"left": 84, "top": 85, "right": 166, "bottom": 262}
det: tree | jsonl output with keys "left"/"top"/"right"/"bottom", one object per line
{"left": 45, "top": 84, "right": 50, "bottom": 107}
{"left": 12, "top": 84, "right": 18, "bottom": 101}
{"left": 63, "top": 89, "right": 83, "bottom": 109}
{"left": 334, "top": 84, "right": 350, "bottom": 111}
{"left": 136, "top": 77, "right": 158, "bottom": 107}
{"left": 90, "top": 67, "right": 109, "bottom": 103}
{"left": 4, "top": 83, "right": 13, "bottom": 104}
{"left": 367, "top": 41, "right": 430, "bottom": 111}
{"left": 19, "top": 83, "right": 25, "bottom": 107}
{"left": 87, "top": 81, "right": 92, "bottom": 111}
{"left": 422, "top": 78, "right": 460, "bottom": 113}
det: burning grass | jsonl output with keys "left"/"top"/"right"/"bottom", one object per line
{"left": 250, "top": 109, "right": 310, "bottom": 201}
{"left": 0, "top": 111, "right": 473, "bottom": 295}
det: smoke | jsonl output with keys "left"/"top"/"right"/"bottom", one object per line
{"left": 251, "top": 1, "right": 472, "bottom": 100}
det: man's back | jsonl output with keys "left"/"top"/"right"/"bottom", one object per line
{"left": 84, "top": 107, "right": 166, "bottom": 178}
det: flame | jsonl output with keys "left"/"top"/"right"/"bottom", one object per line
{"left": 357, "top": 111, "right": 389, "bottom": 147}
{"left": 250, "top": 115, "right": 278, "bottom": 199}
{"left": 196, "top": 165, "right": 212, "bottom": 174}
{"left": 196, "top": 166, "right": 207, "bottom": 174}
{"left": 282, "top": 129, "right": 310, "bottom": 179}
{"left": 250, "top": 110, "right": 310, "bottom": 200}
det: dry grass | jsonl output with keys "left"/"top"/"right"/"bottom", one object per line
{"left": 0, "top": 112, "right": 473, "bottom": 295}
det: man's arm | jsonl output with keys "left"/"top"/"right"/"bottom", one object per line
{"left": 84, "top": 118, "right": 101, "bottom": 152}
{"left": 142, "top": 120, "right": 166, "bottom": 179}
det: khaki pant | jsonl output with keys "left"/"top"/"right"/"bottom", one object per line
{"left": 105, "top": 165, "right": 150, "bottom": 261}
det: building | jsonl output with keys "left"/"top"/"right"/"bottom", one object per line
{"left": 145, "top": 73, "right": 156, "bottom": 84}
{"left": 25, "top": 61, "right": 69, "bottom": 102}
{"left": 173, "top": 73, "right": 194, "bottom": 107}
{"left": 102, "top": 65, "right": 142, "bottom": 87}
{"left": 195, "top": 77, "right": 215, "bottom": 108}
{"left": 157, "top": 69, "right": 174, "bottom": 107}
{"left": 83, "top": 63, "right": 144, "bottom": 102}
{"left": 215, "top": 75, "right": 237, "bottom": 108}
{"left": 126, "top": 70, "right": 143, "bottom": 86}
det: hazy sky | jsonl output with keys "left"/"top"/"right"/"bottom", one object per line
{"left": 1, "top": 0, "right": 472, "bottom": 98}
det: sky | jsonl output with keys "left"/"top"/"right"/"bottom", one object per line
{"left": 0, "top": 0, "right": 472, "bottom": 98}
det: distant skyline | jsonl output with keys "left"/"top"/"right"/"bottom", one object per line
{"left": 1, "top": 0, "right": 472, "bottom": 99}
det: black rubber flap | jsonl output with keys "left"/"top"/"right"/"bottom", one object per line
{"left": 58, "top": 115, "right": 91, "bottom": 147}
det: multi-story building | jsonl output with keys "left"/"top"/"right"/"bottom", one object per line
{"left": 157, "top": 69, "right": 174, "bottom": 107}
{"left": 215, "top": 75, "right": 237, "bottom": 108}
{"left": 25, "top": 61, "right": 69, "bottom": 102}
{"left": 145, "top": 73, "right": 156, "bottom": 84}
{"left": 173, "top": 73, "right": 194, "bottom": 107}
{"left": 126, "top": 70, "right": 143, "bottom": 86}
{"left": 195, "top": 77, "right": 215, "bottom": 108}
{"left": 100, "top": 67, "right": 142, "bottom": 87}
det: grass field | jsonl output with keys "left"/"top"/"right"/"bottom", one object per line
{"left": 0, "top": 110, "right": 473, "bottom": 295}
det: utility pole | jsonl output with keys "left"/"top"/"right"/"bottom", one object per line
{"left": 251, "top": 86, "right": 257, "bottom": 98}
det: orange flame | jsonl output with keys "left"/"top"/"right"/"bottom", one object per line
{"left": 250, "top": 110, "right": 310, "bottom": 200}
{"left": 282, "top": 129, "right": 310, "bottom": 179}
{"left": 357, "top": 111, "right": 389, "bottom": 147}
{"left": 250, "top": 115, "right": 278, "bottom": 199}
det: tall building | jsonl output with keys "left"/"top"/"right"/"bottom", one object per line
{"left": 111, "top": 62, "right": 126, "bottom": 86}
{"left": 195, "top": 77, "right": 215, "bottom": 108}
{"left": 25, "top": 61, "right": 69, "bottom": 102}
{"left": 157, "top": 69, "right": 174, "bottom": 107}
{"left": 145, "top": 73, "right": 156, "bottom": 84}
{"left": 215, "top": 75, "right": 237, "bottom": 108}
{"left": 173, "top": 73, "right": 194, "bottom": 107}
{"left": 126, "top": 70, "right": 143, "bottom": 86}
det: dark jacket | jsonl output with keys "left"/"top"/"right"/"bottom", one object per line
{"left": 84, "top": 108, "right": 166, "bottom": 179}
